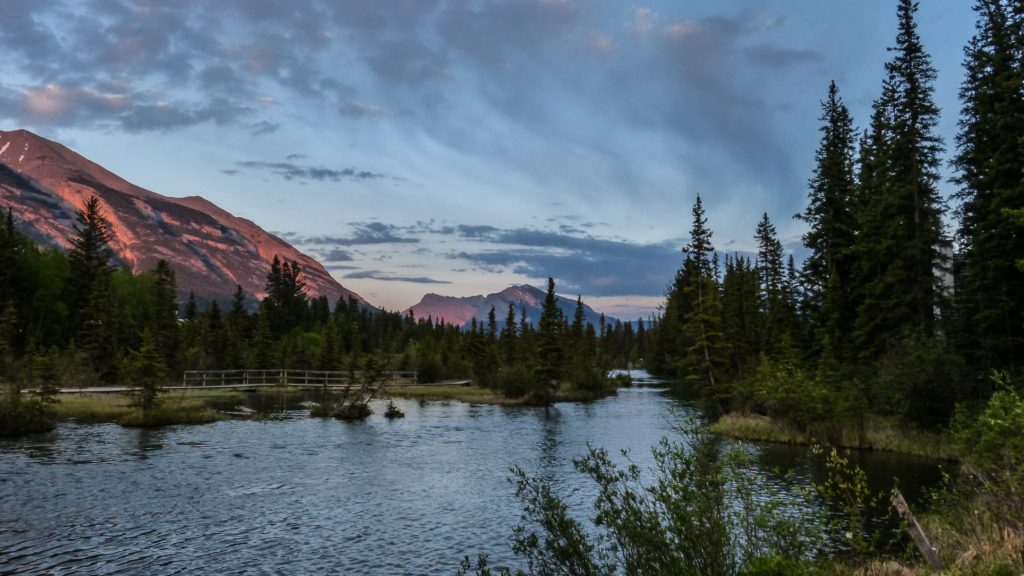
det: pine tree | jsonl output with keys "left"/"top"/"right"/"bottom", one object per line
{"left": 127, "top": 329, "right": 166, "bottom": 412}
{"left": 754, "top": 213, "right": 791, "bottom": 353}
{"left": 852, "top": 0, "right": 948, "bottom": 358}
{"left": 721, "top": 254, "right": 760, "bottom": 379}
{"left": 264, "top": 256, "right": 308, "bottom": 336}
{"left": 67, "top": 196, "right": 114, "bottom": 322}
{"left": 680, "top": 196, "right": 729, "bottom": 411}
{"left": 149, "top": 260, "right": 179, "bottom": 374}
{"left": 226, "top": 285, "right": 250, "bottom": 368}
{"left": 320, "top": 316, "right": 344, "bottom": 371}
{"left": 185, "top": 291, "right": 198, "bottom": 322}
{"left": 799, "top": 81, "right": 859, "bottom": 360}
{"left": 205, "top": 300, "right": 227, "bottom": 369}
{"left": 953, "top": 0, "right": 1024, "bottom": 373}
{"left": 501, "top": 303, "right": 518, "bottom": 363}
{"left": 535, "top": 277, "right": 564, "bottom": 393}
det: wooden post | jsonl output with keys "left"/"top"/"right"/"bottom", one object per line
{"left": 891, "top": 488, "right": 942, "bottom": 571}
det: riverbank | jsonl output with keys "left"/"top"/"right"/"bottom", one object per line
{"left": 711, "top": 412, "right": 960, "bottom": 461}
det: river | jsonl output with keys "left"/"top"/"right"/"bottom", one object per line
{"left": 0, "top": 376, "right": 944, "bottom": 574}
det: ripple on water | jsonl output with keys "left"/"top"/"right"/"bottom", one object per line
{"left": 0, "top": 388, "right": 942, "bottom": 574}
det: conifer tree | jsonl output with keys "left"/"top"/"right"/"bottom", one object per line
{"left": 127, "top": 329, "right": 165, "bottom": 411}
{"left": 264, "top": 257, "right": 308, "bottom": 336}
{"left": 721, "top": 254, "right": 760, "bottom": 379}
{"left": 149, "top": 260, "right": 179, "bottom": 374}
{"left": 852, "top": 0, "right": 947, "bottom": 358}
{"left": 226, "top": 285, "right": 250, "bottom": 368}
{"left": 680, "top": 196, "right": 729, "bottom": 411}
{"left": 535, "top": 277, "right": 564, "bottom": 392}
{"left": 501, "top": 303, "right": 518, "bottom": 363}
{"left": 953, "top": 0, "right": 1024, "bottom": 373}
{"left": 799, "top": 81, "right": 859, "bottom": 360}
{"left": 67, "top": 196, "right": 114, "bottom": 320}
{"left": 754, "top": 213, "right": 798, "bottom": 357}
{"left": 205, "top": 300, "right": 227, "bottom": 369}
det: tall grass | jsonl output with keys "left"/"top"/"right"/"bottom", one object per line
{"left": 712, "top": 412, "right": 959, "bottom": 460}
{"left": 54, "top": 393, "right": 222, "bottom": 426}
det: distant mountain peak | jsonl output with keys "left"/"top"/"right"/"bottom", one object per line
{"left": 406, "top": 284, "right": 610, "bottom": 329}
{"left": 0, "top": 128, "right": 365, "bottom": 306}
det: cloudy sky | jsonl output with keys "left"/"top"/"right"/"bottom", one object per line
{"left": 0, "top": 0, "right": 976, "bottom": 317}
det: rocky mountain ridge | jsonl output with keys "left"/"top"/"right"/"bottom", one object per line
{"left": 406, "top": 284, "right": 610, "bottom": 328}
{"left": 0, "top": 129, "right": 363, "bottom": 305}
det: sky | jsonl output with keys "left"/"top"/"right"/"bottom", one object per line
{"left": 0, "top": 0, "right": 977, "bottom": 318}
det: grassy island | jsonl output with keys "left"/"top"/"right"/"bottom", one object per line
{"left": 54, "top": 393, "right": 224, "bottom": 427}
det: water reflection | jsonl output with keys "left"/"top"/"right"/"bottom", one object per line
{"left": 536, "top": 406, "right": 563, "bottom": 481}
{"left": 133, "top": 427, "right": 167, "bottom": 460}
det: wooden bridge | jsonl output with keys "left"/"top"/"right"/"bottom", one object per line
{"left": 179, "top": 369, "right": 418, "bottom": 391}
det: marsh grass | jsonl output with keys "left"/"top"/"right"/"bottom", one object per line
{"left": 712, "top": 412, "right": 958, "bottom": 460}
{"left": 54, "top": 393, "right": 223, "bottom": 426}
{"left": 55, "top": 394, "right": 134, "bottom": 424}
{"left": 118, "top": 400, "right": 223, "bottom": 427}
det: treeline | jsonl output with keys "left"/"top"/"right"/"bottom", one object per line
{"left": 0, "top": 199, "right": 646, "bottom": 402}
{"left": 647, "top": 0, "right": 1023, "bottom": 434}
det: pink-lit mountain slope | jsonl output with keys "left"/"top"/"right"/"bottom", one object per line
{"left": 406, "top": 284, "right": 608, "bottom": 328}
{"left": 405, "top": 293, "right": 487, "bottom": 326}
{"left": 0, "top": 129, "right": 364, "bottom": 305}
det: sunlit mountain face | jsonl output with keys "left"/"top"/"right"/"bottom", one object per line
{"left": 0, "top": 129, "right": 366, "bottom": 306}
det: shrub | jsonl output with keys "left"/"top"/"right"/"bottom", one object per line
{"left": 874, "top": 333, "right": 967, "bottom": 429}
{"left": 0, "top": 395, "right": 56, "bottom": 435}
{"left": 496, "top": 364, "right": 538, "bottom": 399}
{"left": 503, "top": 425, "right": 817, "bottom": 575}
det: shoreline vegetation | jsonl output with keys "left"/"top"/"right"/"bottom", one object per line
{"left": 1, "top": 377, "right": 623, "bottom": 436}
{"left": 710, "top": 411, "right": 960, "bottom": 461}
{"left": 54, "top": 392, "right": 224, "bottom": 427}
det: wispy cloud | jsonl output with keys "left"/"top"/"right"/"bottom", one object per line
{"left": 287, "top": 222, "right": 420, "bottom": 246}
{"left": 249, "top": 120, "right": 281, "bottom": 135}
{"left": 443, "top": 225, "right": 683, "bottom": 297}
{"left": 344, "top": 270, "right": 451, "bottom": 284}
{"left": 231, "top": 160, "right": 386, "bottom": 182}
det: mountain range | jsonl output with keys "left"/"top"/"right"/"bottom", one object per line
{"left": 0, "top": 129, "right": 362, "bottom": 305}
{"left": 406, "top": 284, "right": 610, "bottom": 329}
{"left": 0, "top": 129, "right": 620, "bottom": 326}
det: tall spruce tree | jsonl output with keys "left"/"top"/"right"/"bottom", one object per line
{"left": 953, "top": 0, "right": 1024, "bottom": 374}
{"left": 799, "top": 81, "right": 859, "bottom": 360}
{"left": 68, "top": 196, "right": 114, "bottom": 327}
{"left": 264, "top": 256, "right": 308, "bottom": 337}
{"left": 149, "top": 260, "right": 179, "bottom": 374}
{"left": 852, "top": 0, "right": 947, "bottom": 358}
{"left": 721, "top": 254, "right": 760, "bottom": 379}
{"left": 67, "top": 196, "right": 119, "bottom": 380}
{"left": 754, "top": 213, "right": 793, "bottom": 356}
{"left": 680, "top": 196, "right": 729, "bottom": 411}
{"left": 535, "top": 277, "right": 564, "bottom": 391}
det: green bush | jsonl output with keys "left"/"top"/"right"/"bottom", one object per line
{"left": 0, "top": 395, "right": 56, "bottom": 435}
{"left": 874, "top": 333, "right": 967, "bottom": 429}
{"left": 566, "top": 366, "right": 609, "bottom": 397}
{"left": 503, "top": 425, "right": 817, "bottom": 575}
{"left": 496, "top": 364, "right": 537, "bottom": 399}
{"left": 744, "top": 356, "right": 833, "bottom": 434}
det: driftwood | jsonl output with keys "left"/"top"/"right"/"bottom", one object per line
{"left": 891, "top": 488, "right": 943, "bottom": 571}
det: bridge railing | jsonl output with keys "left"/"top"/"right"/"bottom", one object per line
{"left": 180, "top": 369, "right": 418, "bottom": 388}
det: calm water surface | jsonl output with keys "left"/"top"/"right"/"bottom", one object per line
{"left": 0, "top": 377, "right": 944, "bottom": 575}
